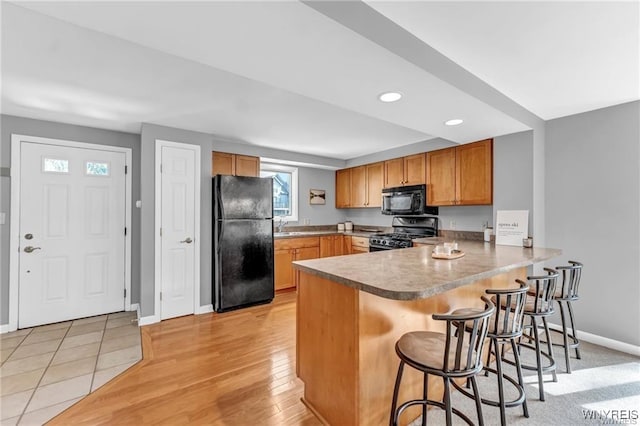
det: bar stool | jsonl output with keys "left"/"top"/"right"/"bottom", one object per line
{"left": 389, "top": 297, "right": 495, "bottom": 426}
{"left": 552, "top": 261, "right": 583, "bottom": 373}
{"left": 515, "top": 268, "right": 559, "bottom": 401}
{"left": 453, "top": 282, "right": 530, "bottom": 426}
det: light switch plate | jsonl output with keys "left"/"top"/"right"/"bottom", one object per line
{"left": 136, "top": 200, "right": 142, "bottom": 208}
{"left": 0, "top": 212, "right": 5, "bottom": 225}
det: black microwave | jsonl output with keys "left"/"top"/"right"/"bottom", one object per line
{"left": 381, "top": 184, "right": 438, "bottom": 216}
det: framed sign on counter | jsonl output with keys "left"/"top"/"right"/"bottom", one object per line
{"left": 495, "top": 210, "right": 529, "bottom": 246}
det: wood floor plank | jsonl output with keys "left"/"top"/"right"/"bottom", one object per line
{"left": 49, "top": 292, "right": 321, "bottom": 425}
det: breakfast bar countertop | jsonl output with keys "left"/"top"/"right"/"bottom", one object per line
{"left": 292, "top": 241, "right": 561, "bottom": 301}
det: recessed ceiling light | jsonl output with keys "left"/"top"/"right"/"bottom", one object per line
{"left": 378, "top": 92, "right": 402, "bottom": 103}
{"left": 444, "top": 119, "right": 464, "bottom": 126}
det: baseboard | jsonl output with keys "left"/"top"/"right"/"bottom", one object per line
{"left": 138, "top": 314, "right": 160, "bottom": 326}
{"left": 548, "top": 322, "right": 640, "bottom": 357}
{"left": 0, "top": 324, "right": 11, "bottom": 334}
{"left": 129, "top": 303, "right": 139, "bottom": 312}
{"left": 195, "top": 304, "right": 214, "bottom": 315}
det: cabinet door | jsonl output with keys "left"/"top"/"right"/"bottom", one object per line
{"left": 212, "top": 152, "right": 234, "bottom": 176}
{"left": 366, "top": 162, "right": 384, "bottom": 207}
{"left": 235, "top": 155, "right": 260, "bottom": 177}
{"left": 296, "top": 246, "right": 320, "bottom": 261}
{"left": 456, "top": 139, "right": 493, "bottom": 205}
{"left": 343, "top": 236, "right": 352, "bottom": 255}
{"left": 350, "top": 166, "right": 366, "bottom": 207}
{"left": 333, "top": 235, "right": 344, "bottom": 256}
{"left": 384, "top": 158, "right": 404, "bottom": 188}
{"left": 426, "top": 148, "right": 456, "bottom": 206}
{"left": 336, "top": 169, "right": 351, "bottom": 208}
{"left": 320, "top": 235, "right": 344, "bottom": 257}
{"left": 403, "top": 153, "right": 426, "bottom": 186}
{"left": 274, "top": 248, "right": 294, "bottom": 291}
{"left": 319, "top": 235, "right": 334, "bottom": 258}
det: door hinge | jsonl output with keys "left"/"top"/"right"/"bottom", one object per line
{"left": 160, "top": 227, "right": 163, "bottom": 237}
{"left": 125, "top": 165, "right": 128, "bottom": 174}
{"left": 124, "top": 288, "right": 127, "bottom": 298}
{"left": 124, "top": 227, "right": 127, "bottom": 236}
{"left": 160, "top": 164, "right": 162, "bottom": 173}
{"left": 160, "top": 292, "right": 163, "bottom": 301}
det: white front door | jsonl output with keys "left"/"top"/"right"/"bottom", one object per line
{"left": 160, "top": 145, "right": 197, "bottom": 320}
{"left": 18, "top": 142, "right": 126, "bottom": 328}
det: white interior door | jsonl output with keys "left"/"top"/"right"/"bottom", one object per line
{"left": 18, "top": 142, "right": 126, "bottom": 328}
{"left": 160, "top": 145, "right": 197, "bottom": 320}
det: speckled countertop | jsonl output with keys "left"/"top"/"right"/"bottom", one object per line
{"left": 292, "top": 241, "right": 562, "bottom": 301}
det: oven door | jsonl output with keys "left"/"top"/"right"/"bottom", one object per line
{"left": 369, "top": 245, "right": 391, "bottom": 252}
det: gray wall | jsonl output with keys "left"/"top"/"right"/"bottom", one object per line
{"left": 545, "top": 101, "right": 640, "bottom": 346}
{"left": 139, "top": 123, "right": 347, "bottom": 318}
{"left": 493, "top": 131, "right": 534, "bottom": 233}
{"left": 0, "top": 115, "right": 141, "bottom": 324}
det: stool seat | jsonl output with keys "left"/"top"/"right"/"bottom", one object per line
{"left": 397, "top": 331, "right": 471, "bottom": 373}
{"left": 390, "top": 297, "right": 495, "bottom": 426}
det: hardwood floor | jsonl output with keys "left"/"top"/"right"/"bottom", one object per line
{"left": 49, "top": 292, "right": 321, "bottom": 425}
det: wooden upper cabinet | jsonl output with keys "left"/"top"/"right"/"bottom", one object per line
{"left": 212, "top": 152, "right": 235, "bottom": 176}
{"left": 384, "top": 158, "right": 404, "bottom": 188}
{"left": 350, "top": 166, "right": 367, "bottom": 207}
{"left": 426, "top": 148, "right": 456, "bottom": 206}
{"left": 344, "top": 162, "right": 383, "bottom": 208}
{"left": 426, "top": 139, "right": 493, "bottom": 206}
{"left": 384, "top": 154, "right": 425, "bottom": 188}
{"left": 212, "top": 151, "right": 260, "bottom": 177}
{"left": 335, "top": 168, "right": 351, "bottom": 208}
{"left": 235, "top": 154, "right": 260, "bottom": 177}
{"left": 456, "top": 139, "right": 493, "bottom": 205}
{"left": 403, "top": 153, "right": 426, "bottom": 186}
{"left": 365, "top": 162, "right": 384, "bottom": 207}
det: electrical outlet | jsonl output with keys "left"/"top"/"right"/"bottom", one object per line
{"left": 449, "top": 220, "right": 456, "bottom": 229}
{"left": 303, "top": 218, "right": 311, "bottom": 225}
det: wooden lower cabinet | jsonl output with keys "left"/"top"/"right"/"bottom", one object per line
{"left": 274, "top": 237, "right": 320, "bottom": 291}
{"left": 320, "top": 235, "right": 345, "bottom": 258}
{"left": 351, "top": 236, "right": 369, "bottom": 254}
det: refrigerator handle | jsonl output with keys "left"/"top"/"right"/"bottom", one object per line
{"left": 216, "top": 187, "right": 226, "bottom": 220}
{"left": 217, "top": 220, "right": 224, "bottom": 252}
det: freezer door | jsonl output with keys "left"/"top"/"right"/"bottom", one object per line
{"left": 214, "top": 175, "right": 273, "bottom": 220}
{"left": 214, "top": 219, "right": 274, "bottom": 312}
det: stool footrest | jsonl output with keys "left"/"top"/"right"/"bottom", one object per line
{"left": 396, "top": 398, "right": 476, "bottom": 426}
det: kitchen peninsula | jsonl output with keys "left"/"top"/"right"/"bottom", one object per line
{"left": 293, "top": 242, "right": 561, "bottom": 425}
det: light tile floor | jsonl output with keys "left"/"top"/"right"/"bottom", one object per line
{"left": 0, "top": 312, "right": 141, "bottom": 425}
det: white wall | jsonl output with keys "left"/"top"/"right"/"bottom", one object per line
{"left": 545, "top": 101, "right": 640, "bottom": 346}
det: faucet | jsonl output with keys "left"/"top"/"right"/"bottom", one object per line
{"left": 277, "top": 217, "right": 288, "bottom": 233}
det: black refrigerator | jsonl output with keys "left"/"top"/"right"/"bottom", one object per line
{"left": 213, "top": 175, "right": 274, "bottom": 312}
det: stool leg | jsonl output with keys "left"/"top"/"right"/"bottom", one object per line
{"left": 510, "top": 338, "right": 529, "bottom": 418}
{"left": 494, "top": 339, "right": 506, "bottom": 426}
{"left": 390, "top": 361, "right": 404, "bottom": 426}
{"left": 542, "top": 317, "right": 558, "bottom": 383}
{"left": 469, "top": 375, "right": 485, "bottom": 426}
{"left": 422, "top": 373, "right": 428, "bottom": 426}
{"left": 530, "top": 316, "right": 545, "bottom": 401}
{"left": 567, "top": 301, "right": 581, "bottom": 359}
{"left": 443, "top": 377, "right": 453, "bottom": 426}
{"left": 484, "top": 337, "right": 494, "bottom": 377}
{"left": 558, "top": 300, "right": 572, "bottom": 373}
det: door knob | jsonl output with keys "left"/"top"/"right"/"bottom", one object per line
{"left": 180, "top": 237, "right": 193, "bottom": 244}
{"left": 24, "top": 246, "right": 41, "bottom": 253}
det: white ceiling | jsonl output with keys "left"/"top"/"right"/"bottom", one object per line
{"left": 2, "top": 1, "right": 638, "bottom": 161}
